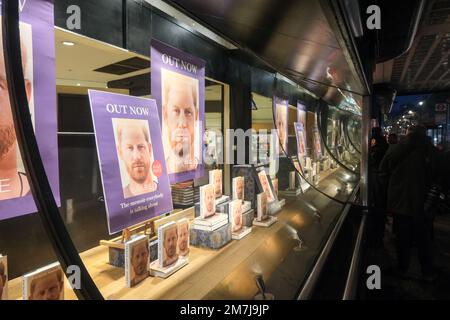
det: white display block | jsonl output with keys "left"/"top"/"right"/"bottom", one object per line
{"left": 192, "top": 219, "right": 228, "bottom": 232}
{"left": 193, "top": 213, "right": 228, "bottom": 227}
{"left": 231, "top": 226, "right": 252, "bottom": 240}
{"left": 268, "top": 201, "right": 282, "bottom": 215}
{"left": 279, "top": 198, "right": 286, "bottom": 207}
{"left": 215, "top": 195, "right": 230, "bottom": 205}
{"left": 289, "top": 171, "right": 296, "bottom": 190}
{"left": 300, "top": 181, "right": 310, "bottom": 192}
{"left": 242, "top": 200, "right": 252, "bottom": 212}
{"left": 280, "top": 188, "right": 301, "bottom": 197}
{"left": 253, "top": 216, "right": 278, "bottom": 227}
{"left": 305, "top": 157, "right": 312, "bottom": 170}
{"left": 149, "top": 257, "right": 188, "bottom": 279}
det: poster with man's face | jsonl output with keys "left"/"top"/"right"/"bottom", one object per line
{"left": 0, "top": 255, "right": 7, "bottom": 300}
{"left": 151, "top": 39, "right": 205, "bottom": 184}
{"left": 273, "top": 97, "right": 288, "bottom": 155}
{"left": 297, "top": 101, "right": 307, "bottom": 130}
{"left": 23, "top": 262, "right": 64, "bottom": 301}
{"left": 89, "top": 91, "right": 173, "bottom": 234}
{"left": 0, "top": 0, "right": 59, "bottom": 221}
{"left": 312, "top": 127, "right": 323, "bottom": 160}
{"left": 200, "top": 184, "right": 215, "bottom": 219}
{"left": 294, "top": 122, "right": 307, "bottom": 160}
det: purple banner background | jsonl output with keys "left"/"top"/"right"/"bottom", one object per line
{"left": 272, "top": 96, "right": 289, "bottom": 156}
{"left": 88, "top": 90, "right": 173, "bottom": 234}
{"left": 0, "top": 0, "right": 59, "bottom": 221}
{"left": 297, "top": 101, "right": 307, "bottom": 129}
{"left": 151, "top": 39, "right": 205, "bottom": 184}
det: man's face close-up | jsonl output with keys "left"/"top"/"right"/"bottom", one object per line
{"left": 164, "top": 227, "right": 178, "bottom": 258}
{"left": 0, "top": 50, "right": 31, "bottom": 162}
{"left": 131, "top": 241, "right": 149, "bottom": 277}
{"left": 119, "top": 126, "right": 152, "bottom": 184}
{"left": 30, "top": 273, "right": 62, "bottom": 300}
{"left": 206, "top": 187, "right": 214, "bottom": 213}
{"left": 276, "top": 105, "right": 287, "bottom": 147}
{"left": 164, "top": 82, "right": 196, "bottom": 159}
{"left": 178, "top": 224, "right": 189, "bottom": 253}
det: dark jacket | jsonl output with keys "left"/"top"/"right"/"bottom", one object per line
{"left": 369, "top": 136, "right": 388, "bottom": 172}
{"left": 379, "top": 133, "right": 437, "bottom": 217}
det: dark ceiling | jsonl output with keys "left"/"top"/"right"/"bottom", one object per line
{"left": 379, "top": 0, "right": 450, "bottom": 94}
{"left": 165, "top": 0, "right": 368, "bottom": 107}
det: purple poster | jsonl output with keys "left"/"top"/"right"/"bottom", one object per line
{"left": 294, "top": 122, "right": 307, "bottom": 161}
{"left": 297, "top": 101, "right": 307, "bottom": 130}
{"left": 0, "top": 0, "right": 59, "bottom": 221}
{"left": 151, "top": 39, "right": 205, "bottom": 184}
{"left": 273, "top": 96, "right": 289, "bottom": 155}
{"left": 88, "top": 90, "right": 173, "bottom": 234}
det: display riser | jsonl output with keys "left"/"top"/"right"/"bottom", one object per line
{"left": 190, "top": 222, "right": 232, "bottom": 249}
{"left": 242, "top": 208, "right": 255, "bottom": 228}
{"left": 279, "top": 188, "right": 302, "bottom": 197}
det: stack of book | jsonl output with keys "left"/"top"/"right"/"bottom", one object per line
{"left": 191, "top": 213, "right": 228, "bottom": 232}
{"left": 171, "top": 182, "right": 195, "bottom": 206}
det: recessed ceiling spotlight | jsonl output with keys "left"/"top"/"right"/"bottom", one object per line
{"left": 76, "top": 83, "right": 81, "bottom": 86}
{"left": 62, "top": 41, "right": 75, "bottom": 46}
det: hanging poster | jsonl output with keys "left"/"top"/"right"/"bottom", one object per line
{"left": 312, "top": 127, "right": 323, "bottom": 160}
{"left": 297, "top": 101, "right": 307, "bottom": 130}
{"left": 273, "top": 96, "right": 288, "bottom": 155}
{"left": 88, "top": 90, "right": 173, "bottom": 234}
{"left": 0, "top": 0, "right": 59, "bottom": 221}
{"left": 151, "top": 39, "right": 205, "bottom": 184}
{"left": 294, "top": 122, "right": 307, "bottom": 161}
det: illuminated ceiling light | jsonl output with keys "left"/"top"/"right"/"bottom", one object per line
{"left": 418, "top": 101, "right": 424, "bottom": 106}
{"left": 76, "top": 83, "right": 81, "bottom": 86}
{"left": 62, "top": 41, "right": 75, "bottom": 46}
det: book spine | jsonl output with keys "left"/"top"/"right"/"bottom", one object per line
{"left": 125, "top": 242, "right": 131, "bottom": 288}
